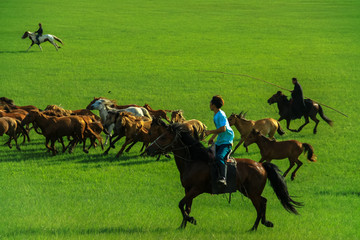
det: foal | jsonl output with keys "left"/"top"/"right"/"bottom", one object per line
{"left": 228, "top": 112, "right": 285, "bottom": 154}
{"left": 244, "top": 129, "right": 316, "bottom": 180}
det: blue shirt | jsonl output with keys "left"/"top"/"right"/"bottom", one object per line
{"left": 213, "top": 110, "right": 234, "bottom": 146}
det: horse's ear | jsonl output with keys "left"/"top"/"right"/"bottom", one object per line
{"left": 277, "top": 91, "right": 282, "bottom": 94}
{"left": 244, "top": 111, "right": 248, "bottom": 118}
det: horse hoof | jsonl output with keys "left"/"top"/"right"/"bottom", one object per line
{"left": 263, "top": 221, "right": 274, "bottom": 228}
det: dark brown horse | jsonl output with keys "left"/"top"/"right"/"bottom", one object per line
{"left": 145, "top": 123, "right": 302, "bottom": 231}
{"left": 267, "top": 91, "right": 333, "bottom": 134}
{"left": 244, "top": 129, "right": 316, "bottom": 180}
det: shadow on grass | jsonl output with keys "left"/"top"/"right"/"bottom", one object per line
{"left": 2, "top": 225, "right": 170, "bottom": 238}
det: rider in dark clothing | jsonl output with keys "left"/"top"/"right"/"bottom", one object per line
{"left": 35, "top": 23, "right": 43, "bottom": 44}
{"left": 290, "top": 77, "right": 306, "bottom": 119}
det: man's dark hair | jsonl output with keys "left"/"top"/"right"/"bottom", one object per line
{"left": 211, "top": 95, "right": 224, "bottom": 108}
{"left": 292, "top": 77, "right": 297, "bottom": 82}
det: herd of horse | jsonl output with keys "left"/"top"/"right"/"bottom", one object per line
{"left": 0, "top": 92, "right": 333, "bottom": 231}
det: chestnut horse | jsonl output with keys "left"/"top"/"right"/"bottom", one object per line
{"left": 0, "top": 117, "right": 29, "bottom": 150}
{"left": 228, "top": 112, "right": 285, "bottom": 154}
{"left": 170, "top": 110, "right": 207, "bottom": 140}
{"left": 143, "top": 103, "right": 171, "bottom": 123}
{"left": 244, "top": 129, "right": 316, "bottom": 180}
{"left": 145, "top": 123, "right": 302, "bottom": 231}
{"left": 21, "top": 110, "right": 94, "bottom": 155}
{"left": 267, "top": 91, "right": 333, "bottom": 134}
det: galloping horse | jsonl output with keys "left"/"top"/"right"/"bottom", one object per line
{"left": 145, "top": 123, "right": 302, "bottom": 231}
{"left": 267, "top": 91, "right": 333, "bottom": 134}
{"left": 89, "top": 99, "right": 151, "bottom": 144}
{"left": 244, "top": 129, "right": 316, "bottom": 180}
{"left": 22, "top": 31, "right": 63, "bottom": 51}
{"left": 228, "top": 112, "right": 285, "bottom": 154}
{"left": 170, "top": 110, "right": 207, "bottom": 140}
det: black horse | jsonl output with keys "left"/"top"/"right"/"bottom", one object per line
{"left": 145, "top": 123, "right": 302, "bottom": 231}
{"left": 267, "top": 91, "right": 333, "bottom": 134}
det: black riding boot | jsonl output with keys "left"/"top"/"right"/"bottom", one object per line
{"left": 217, "top": 162, "right": 227, "bottom": 187}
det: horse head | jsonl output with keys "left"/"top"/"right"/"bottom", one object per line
{"left": 227, "top": 113, "right": 237, "bottom": 126}
{"left": 22, "top": 31, "right": 31, "bottom": 39}
{"left": 267, "top": 91, "right": 286, "bottom": 105}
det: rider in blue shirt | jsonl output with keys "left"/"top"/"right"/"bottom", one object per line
{"left": 205, "top": 95, "right": 234, "bottom": 187}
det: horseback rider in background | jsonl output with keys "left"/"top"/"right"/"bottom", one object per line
{"left": 35, "top": 23, "right": 43, "bottom": 44}
{"left": 290, "top": 77, "right": 306, "bottom": 119}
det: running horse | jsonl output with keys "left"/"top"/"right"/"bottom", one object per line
{"left": 145, "top": 123, "right": 302, "bottom": 231}
{"left": 267, "top": 91, "right": 333, "bottom": 134}
{"left": 22, "top": 31, "right": 63, "bottom": 51}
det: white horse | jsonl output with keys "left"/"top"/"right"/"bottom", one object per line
{"left": 22, "top": 31, "right": 64, "bottom": 51}
{"left": 89, "top": 99, "right": 152, "bottom": 144}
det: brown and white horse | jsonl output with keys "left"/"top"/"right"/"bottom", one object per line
{"left": 22, "top": 31, "right": 63, "bottom": 51}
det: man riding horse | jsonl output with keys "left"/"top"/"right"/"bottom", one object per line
{"left": 35, "top": 23, "right": 43, "bottom": 44}
{"left": 290, "top": 77, "right": 306, "bottom": 119}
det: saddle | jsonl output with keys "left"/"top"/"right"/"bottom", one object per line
{"left": 208, "top": 145, "right": 238, "bottom": 195}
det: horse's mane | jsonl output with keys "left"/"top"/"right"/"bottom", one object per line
{"left": 0, "top": 97, "right": 15, "bottom": 105}
{"left": 100, "top": 98, "right": 117, "bottom": 105}
{"left": 171, "top": 123, "right": 211, "bottom": 162}
{"left": 44, "top": 105, "right": 72, "bottom": 116}
{"left": 278, "top": 92, "right": 290, "bottom": 103}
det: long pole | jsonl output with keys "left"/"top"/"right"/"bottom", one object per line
{"left": 196, "top": 70, "right": 348, "bottom": 118}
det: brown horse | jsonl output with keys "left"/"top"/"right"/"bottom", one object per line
{"left": 21, "top": 110, "right": 95, "bottom": 155}
{"left": 244, "top": 129, "right": 316, "bottom": 180}
{"left": 0, "top": 97, "right": 39, "bottom": 112}
{"left": 143, "top": 103, "right": 171, "bottom": 123}
{"left": 0, "top": 117, "right": 29, "bottom": 150}
{"left": 45, "top": 105, "right": 101, "bottom": 121}
{"left": 103, "top": 111, "right": 152, "bottom": 157}
{"left": 228, "top": 112, "right": 285, "bottom": 154}
{"left": 170, "top": 110, "right": 207, "bottom": 140}
{"left": 267, "top": 91, "right": 333, "bottom": 134}
{"left": 145, "top": 123, "right": 302, "bottom": 231}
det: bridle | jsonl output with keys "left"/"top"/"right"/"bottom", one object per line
{"left": 150, "top": 130, "right": 194, "bottom": 162}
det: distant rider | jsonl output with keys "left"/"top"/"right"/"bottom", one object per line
{"left": 290, "top": 77, "right": 306, "bottom": 119}
{"left": 35, "top": 23, "right": 43, "bottom": 44}
{"left": 205, "top": 95, "right": 234, "bottom": 187}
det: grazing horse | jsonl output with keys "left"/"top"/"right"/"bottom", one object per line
{"left": 244, "top": 129, "right": 316, "bottom": 180}
{"left": 22, "top": 31, "right": 63, "bottom": 51}
{"left": 170, "top": 110, "right": 207, "bottom": 140}
{"left": 0, "top": 117, "right": 29, "bottom": 150}
{"left": 267, "top": 91, "right": 333, "bottom": 134}
{"left": 228, "top": 112, "right": 285, "bottom": 154}
{"left": 145, "top": 123, "right": 302, "bottom": 231}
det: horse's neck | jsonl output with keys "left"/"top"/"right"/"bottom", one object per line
{"left": 35, "top": 114, "right": 54, "bottom": 129}
{"left": 98, "top": 107, "right": 108, "bottom": 121}
{"left": 254, "top": 136, "right": 272, "bottom": 151}
{"left": 236, "top": 118, "right": 254, "bottom": 134}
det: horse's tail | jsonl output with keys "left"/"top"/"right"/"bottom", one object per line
{"left": 16, "top": 119, "right": 30, "bottom": 142}
{"left": 53, "top": 36, "right": 64, "bottom": 45}
{"left": 276, "top": 120, "right": 285, "bottom": 135}
{"left": 263, "top": 162, "right": 303, "bottom": 214}
{"left": 318, "top": 105, "right": 333, "bottom": 126}
{"left": 302, "top": 143, "right": 317, "bottom": 162}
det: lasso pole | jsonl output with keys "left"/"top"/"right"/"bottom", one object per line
{"left": 196, "top": 70, "right": 348, "bottom": 118}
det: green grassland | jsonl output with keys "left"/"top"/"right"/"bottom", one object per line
{"left": 1, "top": 0, "right": 359, "bottom": 239}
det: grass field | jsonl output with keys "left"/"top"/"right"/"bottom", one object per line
{"left": 1, "top": 0, "right": 360, "bottom": 239}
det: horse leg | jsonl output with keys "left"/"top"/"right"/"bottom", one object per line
{"left": 283, "top": 158, "right": 295, "bottom": 178}
{"left": 310, "top": 114, "right": 320, "bottom": 134}
{"left": 260, "top": 197, "right": 274, "bottom": 228}
{"left": 38, "top": 44, "right": 43, "bottom": 52}
{"left": 286, "top": 119, "right": 298, "bottom": 132}
{"left": 232, "top": 138, "right": 244, "bottom": 154}
{"left": 248, "top": 195, "right": 264, "bottom": 231}
{"left": 103, "top": 135, "right": 122, "bottom": 155}
{"left": 178, "top": 188, "right": 201, "bottom": 229}
{"left": 50, "top": 40, "right": 59, "bottom": 51}
{"left": 13, "top": 135, "right": 20, "bottom": 150}
{"left": 115, "top": 138, "right": 133, "bottom": 157}
{"left": 27, "top": 42, "right": 34, "bottom": 51}
{"left": 125, "top": 140, "right": 138, "bottom": 153}
{"left": 297, "top": 116, "right": 310, "bottom": 133}
{"left": 290, "top": 159, "right": 303, "bottom": 181}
